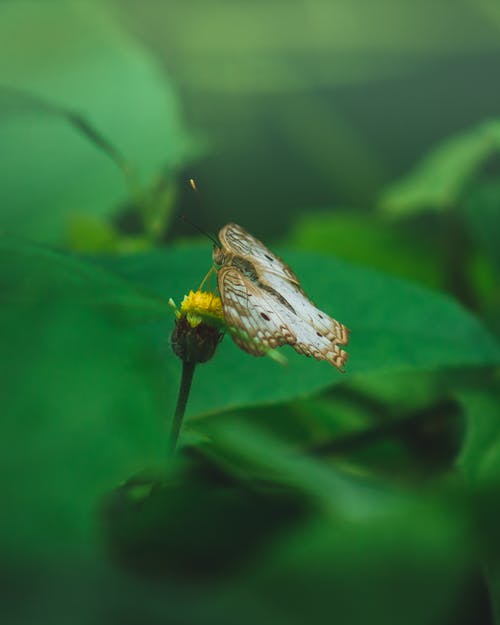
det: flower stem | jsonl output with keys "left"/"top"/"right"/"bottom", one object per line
{"left": 168, "top": 360, "right": 196, "bottom": 456}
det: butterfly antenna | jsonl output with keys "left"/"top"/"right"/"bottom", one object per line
{"left": 180, "top": 178, "right": 221, "bottom": 246}
{"left": 179, "top": 213, "right": 220, "bottom": 247}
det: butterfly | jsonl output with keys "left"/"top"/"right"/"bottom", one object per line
{"left": 213, "top": 223, "right": 349, "bottom": 371}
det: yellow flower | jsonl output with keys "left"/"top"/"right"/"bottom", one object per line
{"left": 169, "top": 290, "right": 225, "bottom": 364}
{"left": 174, "top": 290, "right": 224, "bottom": 328}
{"left": 181, "top": 290, "right": 223, "bottom": 327}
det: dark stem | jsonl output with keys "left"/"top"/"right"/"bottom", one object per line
{"left": 168, "top": 360, "right": 196, "bottom": 457}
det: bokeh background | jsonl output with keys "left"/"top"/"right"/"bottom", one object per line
{"left": 1, "top": 2, "right": 500, "bottom": 624}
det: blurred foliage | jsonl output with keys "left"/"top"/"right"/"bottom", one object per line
{"left": 113, "top": 0, "right": 500, "bottom": 233}
{"left": 465, "top": 180, "right": 500, "bottom": 272}
{"left": 379, "top": 119, "right": 500, "bottom": 215}
{"left": 0, "top": 2, "right": 194, "bottom": 245}
{"left": 116, "top": 0, "right": 500, "bottom": 93}
{"left": 287, "top": 211, "right": 443, "bottom": 288}
{"left": 1, "top": 2, "right": 500, "bottom": 625}
{"left": 378, "top": 117, "right": 500, "bottom": 320}
{"left": 1, "top": 238, "right": 499, "bottom": 623}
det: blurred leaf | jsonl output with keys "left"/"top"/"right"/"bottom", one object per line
{"left": 0, "top": 240, "right": 173, "bottom": 555}
{"left": 105, "top": 246, "right": 500, "bottom": 420}
{"left": 0, "top": 501, "right": 472, "bottom": 625}
{"left": 248, "top": 502, "right": 470, "bottom": 625}
{"left": 0, "top": 86, "right": 131, "bottom": 179}
{"left": 136, "top": 171, "right": 180, "bottom": 243}
{"left": 66, "top": 214, "right": 151, "bottom": 254}
{"left": 66, "top": 213, "right": 123, "bottom": 253}
{"left": 0, "top": 1, "right": 192, "bottom": 242}
{"left": 464, "top": 180, "right": 500, "bottom": 271}
{"left": 1, "top": 238, "right": 499, "bottom": 556}
{"left": 347, "top": 369, "right": 444, "bottom": 412}
{"left": 456, "top": 382, "right": 500, "bottom": 624}
{"left": 104, "top": 455, "right": 310, "bottom": 580}
{"left": 202, "top": 371, "right": 461, "bottom": 482}
{"left": 0, "top": 302, "right": 169, "bottom": 557}
{"left": 463, "top": 180, "right": 500, "bottom": 328}
{"left": 0, "top": 238, "right": 168, "bottom": 319}
{"left": 457, "top": 383, "right": 500, "bottom": 487}
{"left": 379, "top": 119, "right": 500, "bottom": 215}
{"left": 5, "top": 238, "right": 500, "bottom": 418}
{"left": 103, "top": 427, "right": 471, "bottom": 625}
{"left": 287, "top": 211, "right": 442, "bottom": 287}
{"left": 0, "top": 555, "right": 287, "bottom": 625}
{"left": 198, "top": 418, "right": 391, "bottom": 518}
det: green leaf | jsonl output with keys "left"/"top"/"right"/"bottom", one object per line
{"left": 287, "top": 211, "right": 442, "bottom": 288}
{"left": 106, "top": 422, "right": 471, "bottom": 625}
{"left": 379, "top": 120, "right": 500, "bottom": 215}
{"left": 0, "top": 85, "right": 131, "bottom": 179}
{"left": 456, "top": 383, "right": 500, "bottom": 623}
{"left": 463, "top": 180, "right": 500, "bottom": 327}
{"left": 6, "top": 238, "right": 500, "bottom": 419}
{"left": 0, "top": 302, "right": 170, "bottom": 557}
{"left": 99, "top": 423, "right": 470, "bottom": 625}
{"left": 247, "top": 507, "right": 469, "bottom": 625}
{"left": 0, "top": 497, "right": 470, "bottom": 625}
{"left": 104, "top": 246, "right": 500, "bottom": 420}
{"left": 198, "top": 418, "right": 390, "bottom": 517}
{"left": 457, "top": 384, "right": 500, "bottom": 487}
{"left": 464, "top": 180, "right": 500, "bottom": 271}
{"left": 0, "top": 241, "right": 171, "bottom": 555}
{"left": 1, "top": 238, "right": 499, "bottom": 555}
{"left": 0, "top": 238, "right": 168, "bottom": 319}
{"left": 0, "top": 2, "right": 192, "bottom": 242}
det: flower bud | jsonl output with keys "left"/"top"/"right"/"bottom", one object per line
{"left": 169, "top": 291, "right": 224, "bottom": 364}
{"left": 171, "top": 316, "right": 223, "bottom": 363}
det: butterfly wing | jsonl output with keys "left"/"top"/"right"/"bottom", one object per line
{"left": 217, "top": 266, "right": 295, "bottom": 356}
{"left": 218, "top": 223, "right": 301, "bottom": 285}
{"left": 218, "top": 265, "right": 348, "bottom": 370}
{"left": 258, "top": 268, "right": 350, "bottom": 348}
{"left": 219, "top": 223, "right": 349, "bottom": 364}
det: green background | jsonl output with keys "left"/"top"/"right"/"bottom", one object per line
{"left": 1, "top": 1, "right": 500, "bottom": 624}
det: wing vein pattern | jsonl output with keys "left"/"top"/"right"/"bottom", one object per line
{"left": 216, "top": 223, "right": 349, "bottom": 371}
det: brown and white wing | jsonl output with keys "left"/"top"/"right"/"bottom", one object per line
{"left": 219, "top": 223, "right": 348, "bottom": 351}
{"left": 261, "top": 271, "right": 350, "bottom": 349}
{"left": 218, "top": 223, "right": 301, "bottom": 285}
{"left": 217, "top": 266, "right": 295, "bottom": 356}
{"left": 218, "top": 266, "right": 348, "bottom": 370}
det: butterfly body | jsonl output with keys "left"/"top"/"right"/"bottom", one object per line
{"left": 213, "top": 223, "right": 349, "bottom": 371}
